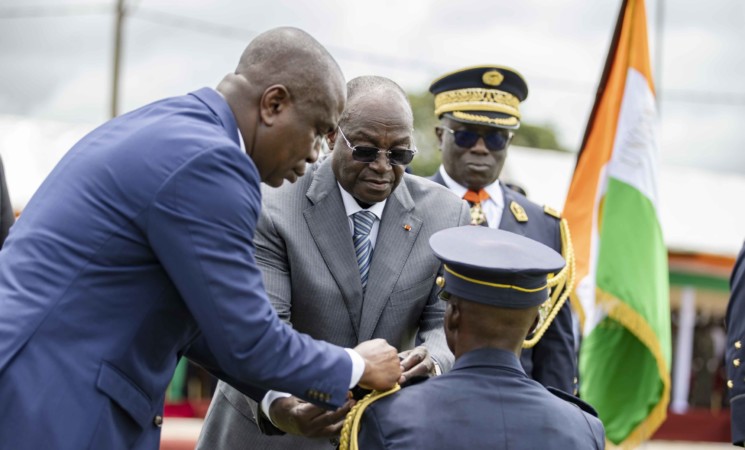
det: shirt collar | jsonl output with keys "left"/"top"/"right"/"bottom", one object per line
{"left": 337, "top": 182, "right": 386, "bottom": 220}
{"left": 438, "top": 165, "right": 504, "bottom": 209}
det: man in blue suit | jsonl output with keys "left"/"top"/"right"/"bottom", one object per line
{"left": 726, "top": 242, "right": 745, "bottom": 446}
{"left": 0, "top": 27, "right": 400, "bottom": 450}
{"left": 354, "top": 227, "right": 606, "bottom": 449}
{"left": 427, "top": 65, "right": 577, "bottom": 394}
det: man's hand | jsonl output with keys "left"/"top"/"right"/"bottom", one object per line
{"left": 268, "top": 395, "right": 354, "bottom": 438}
{"left": 354, "top": 339, "right": 401, "bottom": 391}
{"left": 398, "top": 346, "right": 434, "bottom": 385}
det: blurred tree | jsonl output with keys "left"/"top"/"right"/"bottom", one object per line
{"left": 406, "top": 91, "right": 567, "bottom": 177}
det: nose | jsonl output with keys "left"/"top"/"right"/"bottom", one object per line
{"left": 469, "top": 137, "right": 489, "bottom": 155}
{"left": 307, "top": 138, "right": 322, "bottom": 164}
{"left": 368, "top": 150, "right": 392, "bottom": 173}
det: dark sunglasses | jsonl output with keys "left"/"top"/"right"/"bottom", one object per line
{"left": 439, "top": 126, "right": 513, "bottom": 152}
{"left": 337, "top": 128, "right": 417, "bottom": 166}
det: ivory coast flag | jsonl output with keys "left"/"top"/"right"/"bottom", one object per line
{"left": 563, "top": 0, "right": 671, "bottom": 447}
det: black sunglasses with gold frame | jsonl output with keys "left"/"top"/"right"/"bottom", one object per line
{"left": 337, "top": 127, "right": 417, "bottom": 166}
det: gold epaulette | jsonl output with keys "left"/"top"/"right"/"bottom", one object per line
{"left": 523, "top": 218, "right": 575, "bottom": 349}
{"left": 338, "top": 384, "right": 401, "bottom": 450}
{"left": 543, "top": 205, "right": 561, "bottom": 219}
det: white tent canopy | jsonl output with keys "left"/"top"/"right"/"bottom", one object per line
{"left": 1, "top": 115, "right": 743, "bottom": 258}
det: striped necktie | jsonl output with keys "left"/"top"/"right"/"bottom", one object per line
{"left": 352, "top": 210, "right": 376, "bottom": 290}
{"left": 463, "top": 189, "right": 489, "bottom": 226}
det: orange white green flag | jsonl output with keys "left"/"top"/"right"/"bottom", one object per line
{"left": 563, "top": 0, "right": 671, "bottom": 447}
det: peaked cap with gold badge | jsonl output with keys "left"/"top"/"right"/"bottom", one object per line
{"left": 429, "top": 65, "right": 528, "bottom": 130}
{"left": 430, "top": 226, "right": 565, "bottom": 308}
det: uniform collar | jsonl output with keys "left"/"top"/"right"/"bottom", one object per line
{"left": 451, "top": 347, "right": 527, "bottom": 375}
{"left": 438, "top": 165, "right": 504, "bottom": 209}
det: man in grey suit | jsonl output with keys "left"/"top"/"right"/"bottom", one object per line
{"left": 197, "top": 76, "right": 471, "bottom": 449}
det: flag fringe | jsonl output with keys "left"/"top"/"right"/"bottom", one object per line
{"left": 596, "top": 287, "right": 671, "bottom": 449}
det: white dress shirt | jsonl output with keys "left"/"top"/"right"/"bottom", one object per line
{"left": 438, "top": 165, "right": 505, "bottom": 228}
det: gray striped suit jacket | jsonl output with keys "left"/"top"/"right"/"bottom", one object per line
{"left": 196, "top": 158, "right": 470, "bottom": 449}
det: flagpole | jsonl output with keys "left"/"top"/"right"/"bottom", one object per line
{"left": 576, "top": 0, "right": 629, "bottom": 161}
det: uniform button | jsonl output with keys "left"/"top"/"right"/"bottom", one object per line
{"left": 735, "top": 359, "right": 741, "bottom": 367}
{"left": 736, "top": 341, "right": 742, "bottom": 349}
{"left": 153, "top": 415, "right": 163, "bottom": 427}
{"left": 728, "top": 380, "right": 734, "bottom": 389}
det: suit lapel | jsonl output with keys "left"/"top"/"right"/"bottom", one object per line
{"left": 358, "top": 179, "right": 422, "bottom": 341}
{"left": 303, "top": 161, "right": 364, "bottom": 339}
{"left": 498, "top": 187, "right": 527, "bottom": 237}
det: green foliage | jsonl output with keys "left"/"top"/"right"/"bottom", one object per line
{"left": 512, "top": 123, "right": 566, "bottom": 152}
{"left": 406, "top": 90, "right": 566, "bottom": 177}
{"left": 407, "top": 91, "right": 441, "bottom": 177}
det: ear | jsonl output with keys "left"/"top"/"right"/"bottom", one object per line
{"left": 528, "top": 311, "right": 541, "bottom": 335}
{"left": 435, "top": 126, "right": 444, "bottom": 147}
{"left": 445, "top": 299, "right": 460, "bottom": 334}
{"left": 259, "top": 84, "right": 291, "bottom": 126}
{"left": 326, "top": 129, "right": 338, "bottom": 151}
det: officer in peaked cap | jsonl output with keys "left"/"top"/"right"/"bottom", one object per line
{"left": 426, "top": 65, "right": 578, "bottom": 394}
{"left": 352, "top": 227, "right": 605, "bottom": 450}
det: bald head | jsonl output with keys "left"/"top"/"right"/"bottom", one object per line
{"left": 236, "top": 27, "right": 345, "bottom": 112}
{"left": 217, "top": 27, "right": 346, "bottom": 187}
{"left": 339, "top": 76, "right": 411, "bottom": 128}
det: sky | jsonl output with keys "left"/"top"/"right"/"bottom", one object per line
{"left": 0, "top": 0, "right": 744, "bottom": 174}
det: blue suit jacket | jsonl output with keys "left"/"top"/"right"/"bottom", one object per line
{"left": 429, "top": 170, "right": 577, "bottom": 393}
{"left": 358, "top": 348, "right": 605, "bottom": 449}
{"left": 727, "top": 243, "right": 745, "bottom": 446}
{"left": 0, "top": 88, "right": 351, "bottom": 449}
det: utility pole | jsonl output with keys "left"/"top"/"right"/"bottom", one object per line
{"left": 111, "top": 0, "right": 126, "bottom": 118}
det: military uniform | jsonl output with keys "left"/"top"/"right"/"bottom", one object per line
{"left": 727, "top": 243, "right": 745, "bottom": 446}
{"left": 347, "top": 227, "right": 604, "bottom": 450}
{"left": 428, "top": 65, "right": 577, "bottom": 393}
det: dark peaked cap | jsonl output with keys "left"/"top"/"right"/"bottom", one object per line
{"left": 429, "top": 65, "right": 528, "bottom": 129}
{"left": 430, "top": 226, "right": 565, "bottom": 308}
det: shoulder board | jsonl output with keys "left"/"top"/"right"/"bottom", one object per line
{"left": 547, "top": 387, "right": 598, "bottom": 417}
{"left": 509, "top": 201, "right": 529, "bottom": 223}
{"left": 543, "top": 205, "right": 561, "bottom": 219}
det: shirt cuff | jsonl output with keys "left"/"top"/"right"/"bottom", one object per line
{"left": 260, "top": 390, "right": 292, "bottom": 427}
{"left": 346, "top": 348, "right": 365, "bottom": 388}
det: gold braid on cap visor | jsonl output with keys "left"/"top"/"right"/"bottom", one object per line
{"left": 443, "top": 265, "right": 548, "bottom": 293}
{"left": 434, "top": 88, "right": 521, "bottom": 119}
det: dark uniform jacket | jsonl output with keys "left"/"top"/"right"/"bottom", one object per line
{"left": 429, "top": 171, "right": 577, "bottom": 393}
{"left": 358, "top": 348, "right": 605, "bottom": 449}
{"left": 727, "top": 243, "right": 745, "bottom": 446}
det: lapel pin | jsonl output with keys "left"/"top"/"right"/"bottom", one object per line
{"left": 403, "top": 224, "right": 412, "bottom": 231}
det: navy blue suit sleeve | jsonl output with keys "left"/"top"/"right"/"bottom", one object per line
{"left": 727, "top": 243, "right": 745, "bottom": 446}
{"left": 185, "top": 334, "right": 266, "bottom": 402}
{"left": 530, "top": 218, "right": 577, "bottom": 394}
{"left": 148, "top": 146, "right": 352, "bottom": 409}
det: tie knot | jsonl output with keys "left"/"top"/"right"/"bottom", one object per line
{"left": 463, "top": 189, "right": 489, "bottom": 204}
{"left": 353, "top": 210, "right": 376, "bottom": 236}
